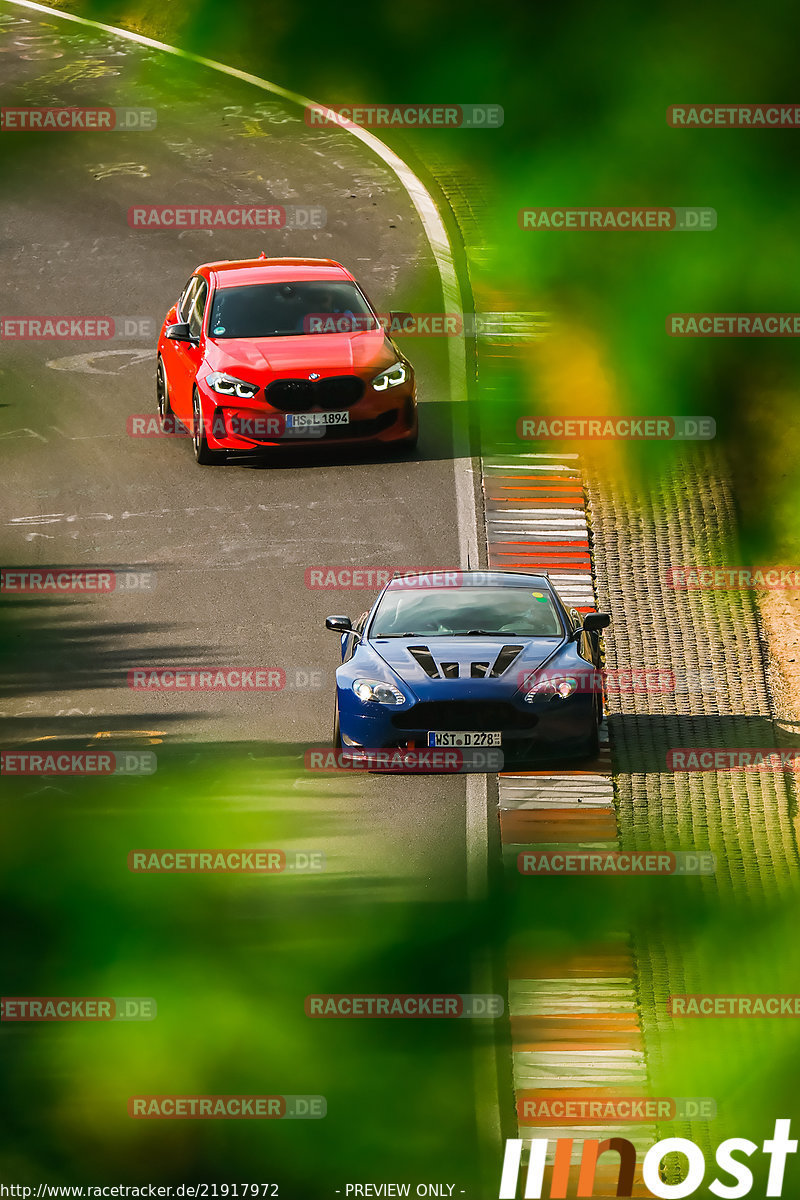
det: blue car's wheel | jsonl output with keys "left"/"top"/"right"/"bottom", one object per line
{"left": 333, "top": 700, "right": 342, "bottom": 749}
{"left": 586, "top": 710, "right": 600, "bottom": 759}
{"left": 580, "top": 693, "right": 601, "bottom": 759}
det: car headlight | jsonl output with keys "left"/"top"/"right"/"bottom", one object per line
{"left": 205, "top": 372, "right": 260, "bottom": 399}
{"left": 372, "top": 362, "right": 408, "bottom": 391}
{"left": 352, "top": 678, "right": 405, "bottom": 705}
{"left": 524, "top": 676, "right": 578, "bottom": 703}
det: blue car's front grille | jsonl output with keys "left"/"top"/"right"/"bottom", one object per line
{"left": 391, "top": 700, "right": 536, "bottom": 732}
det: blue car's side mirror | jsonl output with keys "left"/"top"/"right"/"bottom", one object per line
{"left": 326, "top": 615, "right": 352, "bottom": 633}
{"left": 569, "top": 611, "right": 611, "bottom": 641}
{"left": 583, "top": 612, "right": 611, "bottom": 633}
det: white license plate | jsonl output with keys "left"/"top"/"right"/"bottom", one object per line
{"left": 427, "top": 731, "right": 502, "bottom": 748}
{"left": 285, "top": 411, "right": 350, "bottom": 428}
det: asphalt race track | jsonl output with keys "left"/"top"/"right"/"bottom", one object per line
{"left": 0, "top": 6, "right": 483, "bottom": 886}
{"left": 0, "top": 8, "right": 493, "bottom": 1191}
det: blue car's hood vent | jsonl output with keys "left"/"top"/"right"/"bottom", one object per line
{"left": 408, "top": 646, "right": 439, "bottom": 678}
{"left": 490, "top": 645, "right": 523, "bottom": 677}
{"left": 404, "top": 643, "right": 523, "bottom": 680}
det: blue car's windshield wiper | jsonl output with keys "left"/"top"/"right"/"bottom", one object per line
{"left": 375, "top": 631, "right": 451, "bottom": 638}
{"left": 374, "top": 633, "right": 434, "bottom": 643}
{"left": 375, "top": 629, "right": 521, "bottom": 638}
{"left": 463, "top": 629, "right": 514, "bottom": 636}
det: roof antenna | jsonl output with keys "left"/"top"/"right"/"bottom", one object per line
{"left": 467, "top": 553, "right": 472, "bottom": 570}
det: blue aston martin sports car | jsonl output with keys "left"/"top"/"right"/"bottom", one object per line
{"left": 325, "top": 570, "right": 611, "bottom": 765}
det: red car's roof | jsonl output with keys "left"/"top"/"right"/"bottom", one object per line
{"left": 198, "top": 257, "right": 354, "bottom": 289}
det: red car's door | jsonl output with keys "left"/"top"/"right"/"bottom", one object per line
{"left": 161, "top": 275, "right": 197, "bottom": 421}
{"left": 164, "top": 276, "right": 207, "bottom": 422}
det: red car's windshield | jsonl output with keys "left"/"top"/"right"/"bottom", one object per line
{"left": 208, "top": 280, "right": 378, "bottom": 339}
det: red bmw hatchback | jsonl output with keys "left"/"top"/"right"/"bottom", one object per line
{"left": 156, "top": 256, "right": 418, "bottom": 464}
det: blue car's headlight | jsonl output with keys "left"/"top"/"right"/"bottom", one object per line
{"left": 524, "top": 676, "right": 578, "bottom": 703}
{"left": 352, "top": 678, "right": 405, "bottom": 705}
{"left": 205, "top": 372, "right": 260, "bottom": 399}
{"left": 372, "top": 362, "right": 408, "bottom": 391}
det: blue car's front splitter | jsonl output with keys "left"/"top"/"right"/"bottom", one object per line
{"left": 336, "top": 691, "right": 596, "bottom": 765}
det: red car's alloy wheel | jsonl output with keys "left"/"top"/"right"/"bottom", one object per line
{"left": 156, "top": 358, "right": 172, "bottom": 428}
{"left": 192, "top": 390, "right": 225, "bottom": 466}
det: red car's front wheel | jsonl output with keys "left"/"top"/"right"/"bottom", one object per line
{"left": 192, "top": 390, "right": 226, "bottom": 466}
{"left": 156, "top": 358, "right": 172, "bottom": 429}
{"left": 394, "top": 427, "right": 418, "bottom": 453}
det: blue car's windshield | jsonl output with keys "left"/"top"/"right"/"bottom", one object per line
{"left": 208, "top": 281, "right": 378, "bottom": 338}
{"left": 370, "top": 586, "right": 564, "bottom": 638}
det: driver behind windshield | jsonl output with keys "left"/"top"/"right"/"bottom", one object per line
{"left": 303, "top": 286, "right": 358, "bottom": 332}
{"left": 371, "top": 586, "right": 562, "bottom": 638}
